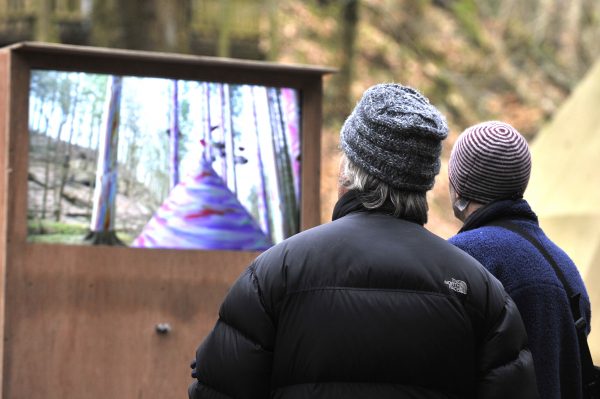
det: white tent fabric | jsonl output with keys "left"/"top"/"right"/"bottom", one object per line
{"left": 526, "top": 59, "right": 600, "bottom": 362}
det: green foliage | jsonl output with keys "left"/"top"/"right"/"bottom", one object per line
{"left": 451, "top": 0, "right": 484, "bottom": 47}
{"left": 405, "top": 0, "right": 431, "bottom": 16}
{"left": 429, "top": 73, "right": 453, "bottom": 100}
{"left": 28, "top": 234, "right": 87, "bottom": 244}
{"left": 28, "top": 219, "right": 88, "bottom": 244}
{"left": 117, "top": 233, "right": 135, "bottom": 245}
{"left": 28, "top": 219, "right": 89, "bottom": 235}
{"left": 27, "top": 219, "right": 134, "bottom": 245}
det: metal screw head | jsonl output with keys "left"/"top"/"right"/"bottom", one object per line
{"left": 155, "top": 323, "right": 172, "bottom": 334}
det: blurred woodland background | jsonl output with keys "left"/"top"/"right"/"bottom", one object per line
{"left": 2, "top": 0, "right": 600, "bottom": 237}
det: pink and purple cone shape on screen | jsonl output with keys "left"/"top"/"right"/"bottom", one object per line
{"left": 131, "top": 160, "right": 272, "bottom": 251}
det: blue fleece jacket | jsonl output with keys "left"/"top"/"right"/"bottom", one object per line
{"left": 449, "top": 199, "right": 591, "bottom": 399}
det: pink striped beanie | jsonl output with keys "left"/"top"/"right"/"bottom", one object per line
{"left": 448, "top": 121, "right": 531, "bottom": 204}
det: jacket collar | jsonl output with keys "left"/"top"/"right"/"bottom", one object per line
{"left": 459, "top": 199, "right": 539, "bottom": 233}
{"left": 331, "top": 190, "right": 367, "bottom": 221}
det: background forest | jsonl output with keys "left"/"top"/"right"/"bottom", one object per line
{"left": 2, "top": 0, "right": 600, "bottom": 237}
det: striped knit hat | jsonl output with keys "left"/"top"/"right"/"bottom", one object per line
{"left": 340, "top": 83, "right": 448, "bottom": 192}
{"left": 448, "top": 121, "right": 531, "bottom": 204}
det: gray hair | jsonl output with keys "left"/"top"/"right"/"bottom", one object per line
{"left": 339, "top": 155, "right": 429, "bottom": 225}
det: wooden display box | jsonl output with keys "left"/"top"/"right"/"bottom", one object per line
{"left": 0, "top": 42, "right": 332, "bottom": 398}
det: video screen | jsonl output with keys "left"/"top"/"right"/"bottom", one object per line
{"left": 27, "top": 70, "right": 301, "bottom": 251}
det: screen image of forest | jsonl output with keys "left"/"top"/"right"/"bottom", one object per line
{"left": 27, "top": 70, "right": 301, "bottom": 251}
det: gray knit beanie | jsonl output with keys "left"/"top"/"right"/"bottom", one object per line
{"left": 448, "top": 121, "right": 531, "bottom": 204}
{"left": 340, "top": 83, "right": 448, "bottom": 192}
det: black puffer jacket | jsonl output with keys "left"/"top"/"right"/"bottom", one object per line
{"left": 189, "top": 192, "right": 538, "bottom": 399}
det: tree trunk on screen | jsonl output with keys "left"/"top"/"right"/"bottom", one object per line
{"left": 170, "top": 80, "right": 180, "bottom": 189}
{"left": 227, "top": 85, "right": 238, "bottom": 192}
{"left": 124, "top": 140, "right": 140, "bottom": 198}
{"left": 276, "top": 88, "right": 299, "bottom": 237}
{"left": 41, "top": 89, "right": 58, "bottom": 221}
{"left": 32, "top": 103, "right": 43, "bottom": 133}
{"left": 221, "top": 83, "right": 237, "bottom": 192}
{"left": 264, "top": 88, "right": 283, "bottom": 240}
{"left": 55, "top": 76, "right": 82, "bottom": 222}
{"left": 267, "top": 88, "right": 297, "bottom": 239}
{"left": 214, "top": 84, "right": 227, "bottom": 182}
{"left": 252, "top": 86, "right": 272, "bottom": 241}
{"left": 85, "top": 75, "right": 124, "bottom": 246}
{"left": 203, "top": 82, "right": 213, "bottom": 163}
{"left": 85, "top": 98, "right": 102, "bottom": 211}
{"left": 52, "top": 76, "right": 72, "bottom": 222}
{"left": 51, "top": 116, "right": 67, "bottom": 221}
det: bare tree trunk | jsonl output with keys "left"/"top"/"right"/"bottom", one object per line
{"left": 217, "top": 0, "right": 233, "bottom": 57}
{"left": 31, "top": 99, "right": 43, "bottom": 133}
{"left": 36, "top": 0, "right": 57, "bottom": 41}
{"left": 55, "top": 76, "right": 82, "bottom": 222}
{"left": 495, "top": 0, "right": 527, "bottom": 40}
{"left": 156, "top": 0, "right": 191, "bottom": 53}
{"left": 170, "top": 80, "right": 180, "bottom": 189}
{"left": 90, "top": 0, "right": 122, "bottom": 48}
{"left": 86, "top": 75, "right": 124, "bottom": 246}
{"left": 531, "top": 0, "right": 554, "bottom": 43}
{"left": 203, "top": 82, "right": 213, "bottom": 163}
{"left": 221, "top": 83, "right": 236, "bottom": 193}
{"left": 91, "top": 0, "right": 190, "bottom": 53}
{"left": 52, "top": 115, "right": 68, "bottom": 221}
{"left": 579, "top": 0, "right": 600, "bottom": 66}
{"left": 332, "top": 0, "right": 359, "bottom": 119}
{"left": 41, "top": 89, "right": 58, "bottom": 221}
{"left": 559, "top": 0, "right": 583, "bottom": 72}
{"left": 267, "top": 0, "right": 279, "bottom": 61}
{"left": 85, "top": 98, "right": 102, "bottom": 211}
{"left": 252, "top": 86, "right": 271, "bottom": 241}
{"left": 267, "top": 88, "right": 297, "bottom": 238}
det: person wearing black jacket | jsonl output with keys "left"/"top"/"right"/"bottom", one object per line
{"left": 188, "top": 84, "right": 539, "bottom": 399}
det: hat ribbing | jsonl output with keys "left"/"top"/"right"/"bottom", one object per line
{"left": 448, "top": 121, "right": 531, "bottom": 204}
{"left": 340, "top": 83, "right": 448, "bottom": 192}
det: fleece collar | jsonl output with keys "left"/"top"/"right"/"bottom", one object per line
{"left": 459, "top": 199, "right": 538, "bottom": 233}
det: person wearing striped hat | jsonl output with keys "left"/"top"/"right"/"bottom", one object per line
{"left": 448, "top": 121, "right": 591, "bottom": 399}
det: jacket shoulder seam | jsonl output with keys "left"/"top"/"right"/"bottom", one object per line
{"left": 285, "top": 286, "right": 454, "bottom": 299}
{"left": 217, "top": 316, "right": 273, "bottom": 353}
